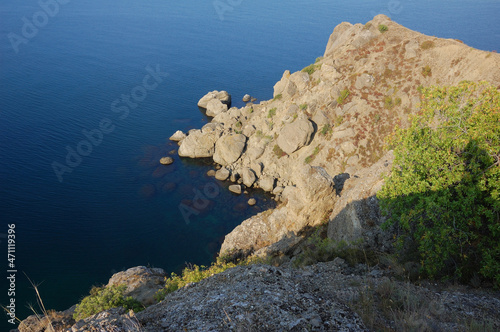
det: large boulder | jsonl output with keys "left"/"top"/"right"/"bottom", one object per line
{"left": 273, "top": 70, "right": 298, "bottom": 99}
{"left": 213, "top": 134, "right": 247, "bottom": 166}
{"left": 107, "top": 266, "right": 167, "bottom": 306}
{"left": 215, "top": 167, "right": 230, "bottom": 181}
{"left": 198, "top": 90, "right": 231, "bottom": 109}
{"left": 241, "top": 167, "right": 257, "bottom": 187}
{"left": 258, "top": 176, "right": 275, "bottom": 192}
{"left": 178, "top": 129, "right": 221, "bottom": 158}
{"left": 277, "top": 118, "right": 314, "bottom": 154}
{"left": 205, "top": 99, "right": 228, "bottom": 117}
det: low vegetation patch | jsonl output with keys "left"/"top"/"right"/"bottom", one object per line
{"left": 378, "top": 24, "right": 388, "bottom": 33}
{"left": 384, "top": 96, "right": 401, "bottom": 110}
{"left": 305, "top": 145, "right": 322, "bottom": 164}
{"left": 379, "top": 81, "right": 500, "bottom": 287}
{"left": 421, "top": 65, "right": 432, "bottom": 77}
{"left": 302, "top": 57, "right": 323, "bottom": 75}
{"left": 337, "top": 89, "right": 350, "bottom": 105}
{"left": 272, "top": 94, "right": 282, "bottom": 101}
{"left": 300, "top": 103, "right": 308, "bottom": 111}
{"left": 273, "top": 144, "right": 287, "bottom": 158}
{"left": 74, "top": 285, "right": 143, "bottom": 321}
{"left": 155, "top": 256, "right": 265, "bottom": 302}
{"left": 320, "top": 123, "right": 333, "bottom": 136}
{"left": 420, "top": 40, "right": 435, "bottom": 50}
{"left": 267, "top": 107, "right": 277, "bottom": 118}
{"left": 293, "top": 232, "right": 378, "bottom": 268}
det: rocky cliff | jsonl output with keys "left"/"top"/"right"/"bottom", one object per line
{"left": 178, "top": 14, "right": 500, "bottom": 260}
{"left": 17, "top": 15, "right": 500, "bottom": 332}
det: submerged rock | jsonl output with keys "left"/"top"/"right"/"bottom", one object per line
{"left": 159, "top": 156, "right": 174, "bottom": 165}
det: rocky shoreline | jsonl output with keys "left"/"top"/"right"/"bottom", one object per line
{"left": 17, "top": 14, "right": 500, "bottom": 331}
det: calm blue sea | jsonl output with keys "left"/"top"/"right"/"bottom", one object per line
{"left": 1, "top": 0, "right": 499, "bottom": 328}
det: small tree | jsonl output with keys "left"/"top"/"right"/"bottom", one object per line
{"left": 378, "top": 81, "right": 500, "bottom": 286}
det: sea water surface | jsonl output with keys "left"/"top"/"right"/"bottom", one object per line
{"left": 1, "top": 0, "right": 499, "bottom": 327}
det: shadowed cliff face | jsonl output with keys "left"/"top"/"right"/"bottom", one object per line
{"left": 170, "top": 14, "right": 500, "bottom": 259}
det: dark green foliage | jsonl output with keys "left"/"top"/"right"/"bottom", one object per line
{"left": 378, "top": 81, "right": 500, "bottom": 286}
{"left": 73, "top": 285, "right": 143, "bottom": 321}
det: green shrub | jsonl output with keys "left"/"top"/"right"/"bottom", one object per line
{"left": 378, "top": 81, "right": 500, "bottom": 286}
{"left": 302, "top": 63, "right": 321, "bottom": 75}
{"left": 155, "top": 256, "right": 265, "bottom": 302}
{"left": 267, "top": 107, "right": 277, "bottom": 118}
{"left": 384, "top": 96, "right": 402, "bottom": 110}
{"left": 273, "top": 94, "right": 282, "bottom": 101}
{"left": 300, "top": 103, "right": 308, "bottom": 110}
{"left": 378, "top": 24, "right": 388, "bottom": 33}
{"left": 337, "top": 89, "right": 350, "bottom": 105}
{"left": 73, "top": 285, "right": 143, "bottom": 321}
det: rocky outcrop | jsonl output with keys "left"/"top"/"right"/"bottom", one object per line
{"left": 184, "top": 14, "right": 499, "bottom": 258}
{"left": 197, "top": 90, "right": 231, "bottom": 109}
{"left": 41, "top": 262, "right": 500, "bottom": 331}
{"left": 139, "top": 264, "right": 367, "bottom": 332}
{"left": 106, "top": 266, "right": 167, "bottom": 306}
{"left": 178, "top": 129, "right": 221, "bottom": 158}
{"left": 205, "top": 98, "right": 228, "bottom": 117}
{"left": 220, "top": 164, "right": 336, "bottom": 256}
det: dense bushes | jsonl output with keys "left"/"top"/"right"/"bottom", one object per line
{"left": 73, "top": 285, "right": 143, "bottom": 321}
{"left": 378, "top": 81, "right": 500, "bottom": 286}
